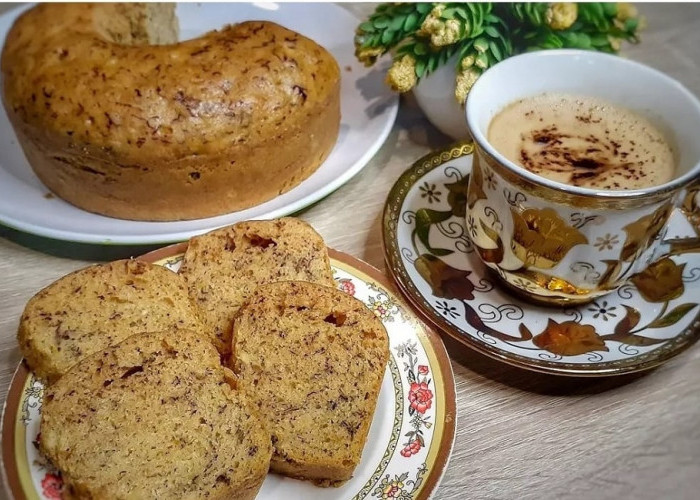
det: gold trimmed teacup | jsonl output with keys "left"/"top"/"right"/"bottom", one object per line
{"left": 465, "top": 50, "right": 700, "bottom": 306}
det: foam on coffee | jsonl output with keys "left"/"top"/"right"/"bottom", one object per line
{"left": 487, "top": 93, "right": 675, "bottom": 190}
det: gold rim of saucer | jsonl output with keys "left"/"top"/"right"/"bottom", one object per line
{"left": 382, "top": 140, "right": 700, "bottom": 377}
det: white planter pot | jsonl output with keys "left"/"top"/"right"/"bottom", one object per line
{"left": 412, "top": 56, "right": 471, "bottom": 140}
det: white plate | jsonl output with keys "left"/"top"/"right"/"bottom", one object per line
{"left": 0, "top": 3, "right": 398, "bottom": 244}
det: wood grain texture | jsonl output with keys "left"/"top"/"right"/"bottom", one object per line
{"left": 1, "top": 3, "right": 699, "bottom": 500}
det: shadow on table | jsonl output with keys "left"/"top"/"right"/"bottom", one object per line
{"left": 0, "top": 224, "right": 167, "bottom": 261}
{"left": 441, "top": 334, "right": 651, "bottom": 395}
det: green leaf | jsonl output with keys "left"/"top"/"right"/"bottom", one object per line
{"left": 389, "top": 15, "right": 406, "bottom": 32}
{"left": 467, "top": 3, "right": 484, "bottom": 29}
{"left": 455, "top": 6, "right": 470, "bottom": 21}
{"left": 373, "top": 16, "right": 390, "bottom": 29}
{"left": 358, "top": 21, "right": 375, "bottom": 34}
{"left": 590, "top": 34, "right": 609, "bottom": 47}
{"left": 532, "top": 5, "right": 543, "bottom": 25}
{"left": 489, "top": 40, "right": 502, "bottom": 61}
{"left": 561, "top": 32, "right": 580, "bottom": 45}
{"left": 428, "top": 53, "right": 439, "bottom": 74}
{"left": 404, "top": 12, "right": 420, "bottom": 32}
{"left": 398, "top": 3, "right": 415, "bottom": 15}
{"left": 603, "top": 3, "right": 618, "bottom": 16}
{"left": 415, "top": 58, "right": 427, "bottom": 78}
{"left": 587, "top": 3, "right": 605, "bottom": 19}
{"left": 648, "top": 303, "right": 698, "bottom": 329}
{"left": 414, "top": 42, "right": 428, "bottom": 56}
{"left": 441, "top": 7, "right": 457, "bottom": 20}
{"left": 470, "top": 25, "right": 484, "bottom": 38}
{"left": 416, "top": 3, "right": 432, "bottom": 15}
{"left": 484, "top": 25, "right": 499, "bottom": 38}
{"left": 576, "top": 33, "right": 592, "bottom": 48}
{"left": 625, "top": 18, "right": 639, "bottom": 32}
{"left": 381, "top": 29, "right": 394, "bottom": 45}
{"left": 415, "top": 208, "right": 454, "bottom": 255}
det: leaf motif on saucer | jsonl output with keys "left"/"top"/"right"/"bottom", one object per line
{"left": 414, "top": 208, "right": 454, "bottom": 257}
{"left": 465, "top": 159, "right": 486, "bottom": 211}
{"left": 414, "top": 254, "right": 475, "bottom": 301}
{"left": 510, "top": 207, "right": 588, "bottom": 269}
{"left": 532, "top": 319, "right": 609, "bottom": 356}
{"left": 630, "top": 257, "right": 685, "bottom": 303}
{"left": 613, "top": 304, "right": 641, "bottom": 334}
{"left": 621, "top": 202, "right": 673, "bottom": 261}
{"left": 646, "top": 303, "right": 698, "bottom": 329}
{"left": 445, "top": 174, "right": 470, "bottom": 218}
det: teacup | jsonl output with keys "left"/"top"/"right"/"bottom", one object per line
{"left": 465, "top": 49, "right": 700, "bottom": 306}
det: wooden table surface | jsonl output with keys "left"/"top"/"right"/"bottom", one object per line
{"left": 1, "top": 3, "right": 699, "bottom": 500}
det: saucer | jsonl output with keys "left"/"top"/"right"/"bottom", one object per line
{"left": 382, "top": 142, "right": 700, "bottom": 376}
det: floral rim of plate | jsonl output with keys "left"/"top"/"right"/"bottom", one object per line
{"left": 382, "top": 141, "right": 700, "bottom": 376}
{"left": 1, "top": 245, "right": 456, "bottom": 500}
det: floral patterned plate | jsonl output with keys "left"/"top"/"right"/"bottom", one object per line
{"left": 1, "top": 246, "right": 456, "bottom": 500}
{"left": 383, "top": 142, "right": 700, "bottom": 376}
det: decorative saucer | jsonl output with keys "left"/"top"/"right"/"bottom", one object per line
{"left": 2, "top": 245, "right": 456, "bottom": 500}
{"left": 383, "top": 142, "right": 700, "bottom": 376}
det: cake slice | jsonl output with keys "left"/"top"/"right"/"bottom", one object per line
{"left": 18, "top": 259, "right": 202, "bottom": 382}
{"left": 40, "top": 330, "right": 272, "bottom": 500}
{"left": 231, "top": 281, "right": 390, "bottom": 484}
{"left": 178, "top": 218, "right": 334, "bottom": 354}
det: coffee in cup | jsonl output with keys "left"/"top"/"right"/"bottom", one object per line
{"left": 487, "top": 92, "right": 675, "bottom": 190}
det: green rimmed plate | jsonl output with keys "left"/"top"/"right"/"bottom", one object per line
{"left": 1, "top": 246, "right": 456, "bottom": 499}
{"left": 382, "top": 142, "right": 700, "bottom": 376}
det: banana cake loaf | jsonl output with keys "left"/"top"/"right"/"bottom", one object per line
{"left": 40, "top": 330, "right": 272, "bottom": 500}
{"left": 1, "top": 3, "right": 340, "bottom": 220}
{"left": 231, "top": 280, "right": 390, "bottom": 484}
{"left": 18, "top": 259, "right": 202, "bottom": 382}
{"left": 178, "top": 218, "right": 335, "bottom": 354}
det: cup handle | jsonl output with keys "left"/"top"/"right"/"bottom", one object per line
{"left": 664, "top": 179, "right": 700, "bottom": 256}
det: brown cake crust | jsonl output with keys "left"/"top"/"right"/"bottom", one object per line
{"left": 1, "top": 3, "right": 341, "bottom": 221}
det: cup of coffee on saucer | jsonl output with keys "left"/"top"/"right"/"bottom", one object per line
{"left": 465, "top": 49, "right": 700, "bottom": 306}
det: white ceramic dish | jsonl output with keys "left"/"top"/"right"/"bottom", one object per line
{"left": 0, "top": 3, "right": 398, "bottom": 244}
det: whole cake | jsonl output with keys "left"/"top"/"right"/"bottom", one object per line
{"left": 1, "top": 3, "right": 341, "bottom": 221}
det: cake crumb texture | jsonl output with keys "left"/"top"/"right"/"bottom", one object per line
{"left": 40, "top": 330, "right": 272, "bottom": 500}
{"left": 179, "top": 218, "right": 334, "bottom": 354}
{"left": 232, "top": 280, "right": 390, "bottom": 484}
{"left": 18, "top": 259, "right": 202, "bottom": 382}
